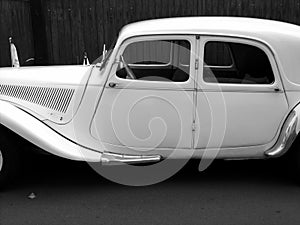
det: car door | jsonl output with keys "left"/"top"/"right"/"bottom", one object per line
{"left": 195, "top": 36, "right": 289, "bottom": 149}
{"left": 91, "top": 35, "right": 197, "bottom": 152}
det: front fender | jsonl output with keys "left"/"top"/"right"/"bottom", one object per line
{"left": 0, "top": 100, "right": 102, "bottom": 162}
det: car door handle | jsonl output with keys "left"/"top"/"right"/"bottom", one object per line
{"left": 274, "top": 88, "right": 281, "bottom": 92}
{"left": 272, "top": 87, "right": 282, "bottom": 92}
{"left": 108, "top": 82, "right": 118, "bottom": 88}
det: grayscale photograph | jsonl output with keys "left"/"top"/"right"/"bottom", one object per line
{"left": 1, "top": 0, "right": 300, "bottom": 224}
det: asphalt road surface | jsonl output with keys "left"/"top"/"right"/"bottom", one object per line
{"left": 1, "top": 151, "right": 300, "bottom": 225}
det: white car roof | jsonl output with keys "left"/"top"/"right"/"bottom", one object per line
{"left": 118, "top": 17, "right": 300, "bottom": 90}
{"left": 120, "top": 17, "right": 300, "bottom": 41}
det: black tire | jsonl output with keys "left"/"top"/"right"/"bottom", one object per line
{"left": 293, "top": 145, "right": 300, "bottom": 182}
{"left": 282, "top": 136, "right": 300, "bottom": 183}
{"left": 0, "top": 132, "right": 21, "bottom": 189}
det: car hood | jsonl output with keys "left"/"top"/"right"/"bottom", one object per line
{"left": 0, "top": 65, "right": 91, "bottom": 86}
{"left": 0, "top": 65, "right": 93, "bottom": 124}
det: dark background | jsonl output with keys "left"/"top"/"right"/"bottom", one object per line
{"left": 1, "top": 0, "right": 300, "bottom": 67}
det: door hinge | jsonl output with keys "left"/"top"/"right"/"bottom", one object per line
{"left": 192, "top": 122, "right": 196, "bottom": 132}
{"left": 195, "top": 59, "right": 199, "bottom": 70}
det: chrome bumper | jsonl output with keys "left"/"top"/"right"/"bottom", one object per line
{"left": 101, "top": 152, "right": 162, "bottom": 165}
{"left": 265, "top": 110, "right": 298, "bottom": 158}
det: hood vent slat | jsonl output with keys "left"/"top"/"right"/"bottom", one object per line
{"left": 0, "top": 85, "right": 75, "bottom": 113}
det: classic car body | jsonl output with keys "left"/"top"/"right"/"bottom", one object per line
{"left": 1, "top": 17, "right": 300, "bottom": 185}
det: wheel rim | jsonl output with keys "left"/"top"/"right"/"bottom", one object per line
{"left": 0, "top": 150, "right": 3, "bottom": 172}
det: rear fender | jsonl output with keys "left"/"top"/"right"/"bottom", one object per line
{"left": 265, "top": 103, "right": 300, "bottom": 157}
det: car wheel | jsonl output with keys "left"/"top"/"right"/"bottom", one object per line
{"left": 0, "top": 134, "right": 21, "bottom": 189}
{"left": 283, "top": 136, "right": 300, "bottom": 183}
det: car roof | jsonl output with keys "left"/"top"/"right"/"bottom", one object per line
{"left": 117, "top": 17, "right": 300, "bottom": 91}
{"left": 119, "top": 16, "right": 300, "bottom": 41}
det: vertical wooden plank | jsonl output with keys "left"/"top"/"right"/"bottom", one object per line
{"left": 0, "top": 0, "right": 10, "bottom": 66}
{"left": 50, "top": 0, "right": 59, "bottom": 64}
{"left": 102, "top": 0, "right": 109, "bottom": 44}
{"left": 198, "top": 0, "right": 206, "bottom": 15}
{"left": 61, "top": 0, "right": 71, "bottom": 64}
{"left": 295, "top": 0, "right": 300, "bottom": 25}
{"left": 57, "top": 0, "right": 64, "bottom": 64}
{"left": 110, "top": 0, "right": 118, "bottom": 42}
{"left": 218, "top": 0, "right": 226, "bottom": 16}
{"left": 81, "top": 0, "right": 88, "bottom": 60}
{"left": 173, "top": 0, "right": 180, "bottom": 17}
{"left": 148, "top": 0, "right": 153, "bottom": 19}
{"left": 0, "top": 0, "right": 34, "bottom": 67}
{"left": 30, "top": 0, "right": 48, "bottom": 65}
{"left": 67, "top": 0, "right": 77, "bottom": 64}
{"left": 95, "top": 0, "right": 104, "bottom": 58}
{"left": 43, "top": 0, "right": 53, "bottom": 64}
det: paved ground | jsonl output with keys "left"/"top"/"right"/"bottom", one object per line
{"left": 1, "top": 152, "right": 300, "bottom": 225}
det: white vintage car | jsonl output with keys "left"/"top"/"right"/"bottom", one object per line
{"left": 1, "top": 17, "right": 300, "bottom": 186}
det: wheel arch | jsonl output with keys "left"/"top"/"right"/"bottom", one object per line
{"left": 0, "top": 100, "right": 102, "bottom": 162}
{"left": 265, "top": 102, "right": 300, "bottom": 158}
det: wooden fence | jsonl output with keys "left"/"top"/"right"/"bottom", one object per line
{"left": 1, "top": 0, "right": 300, "bottom": 66}
{"left": 0, "top": 0, "right": 34, "bottom": 67}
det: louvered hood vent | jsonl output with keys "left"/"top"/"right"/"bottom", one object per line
{"left": 0, "top": 84, "right": 75, "bottom": 113}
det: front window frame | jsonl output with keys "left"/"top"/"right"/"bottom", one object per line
{"left": 113, "top": 35, "right": 194, "bottom": 84}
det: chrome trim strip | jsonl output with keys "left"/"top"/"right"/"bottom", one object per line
{"left": 101, "top": 152, "right": 161, "bottom": 165}
{"left": 0, "top": 149, "right": 3, "bottom": 172}
{"left": 196, "top": 89, "right": 283, "bottom": 93}
{"left": 128, "top": 63, "right": 171, "bottom": 68}
{"left": 106, "top": 86, "right": 195, "bottom": 92}
{"left": 204, "top": 65, "right": 234, "bottom": 69}
{"left": 265, "top": 110, "right": 298, "bottom": 157}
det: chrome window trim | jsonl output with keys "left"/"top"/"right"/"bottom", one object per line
{"left": 113, "top": 35, "right": 194, "bottom": 84}
{"left": 204, "top": 65, "right": 235, "bottom": 69}
{"left": 0, "top": 149, "right": 3, "bottom": 172}
{"left": 199, "top": 36, "right": 278, "bottom": 87}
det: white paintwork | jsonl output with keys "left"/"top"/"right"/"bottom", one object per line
{"left": 91, "top": 35, "right": 196, "bottom": 150}
{"left": 195, "top": 91, "right": 288, "bottom": 148}
{"left": 0, "top": 100, "right": 102, "bottom": 162}
{"left": 0, "top": 65, "right": 91, "bottom": 124}
{"left": 195, "top": 36, "right": 289, "bottom": 149}
{"left": 0, "top": 65, "right": 89, "bottom": 86}
{"left": 1, "top": 17, "right": 300, "bottom": 161}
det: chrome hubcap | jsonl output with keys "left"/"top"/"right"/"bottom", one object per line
{"left": 0, "top": 150, "right": 3, "bottom": 172}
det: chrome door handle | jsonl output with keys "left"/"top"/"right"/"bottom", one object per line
{"left": 272, "top": 87, "right": 282, "bottom": 92}
{"left": 267, "top": 86, "right": 282, "bottom": 92}
{"left": 108, "top": 82, "right": 118, "bottom": 88}
{"left": 274, "top": 88, "right": 281, "bottom": 92}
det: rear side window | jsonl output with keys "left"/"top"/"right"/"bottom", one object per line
{"left": 203, "top": 41, "right": 275, "bottom": 84}
{"left": 204, "top": 42, "right": 233, "bottom": 67}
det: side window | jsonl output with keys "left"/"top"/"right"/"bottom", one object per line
{"left": 204, "top": 42, "right": 233, "bottom": 67}
{"left": 116, "top": 40, "right": 191, "bottom": 82}
{"left": 203, "top": 41, "right": 275, "bottom": 84}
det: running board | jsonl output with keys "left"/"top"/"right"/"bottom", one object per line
{"left": 101, "top": 152, "right": 162, "bottom": 165}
